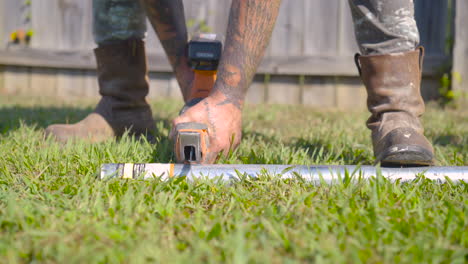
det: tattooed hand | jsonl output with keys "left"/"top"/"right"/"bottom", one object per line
{"left": 169, "top": 0, "right": 281, "bottom": 163}
{"left": 171, "top": 90, "right": 242, "bottom": 164}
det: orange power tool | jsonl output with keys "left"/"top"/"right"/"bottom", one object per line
{"left": 174, "top": 34, "right": 222, "bottom": 164}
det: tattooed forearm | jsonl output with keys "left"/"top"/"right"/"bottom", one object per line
{"left": 140, "top": 0, "right": 192, "bottom": 100}
{"left": 215, "top": 0, "right": 282, "bottom": 109}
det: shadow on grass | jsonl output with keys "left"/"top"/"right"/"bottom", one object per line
{"left": 0, "top": 105, "right": 177, "bottom": 162}
{"left": 433, "top": 134, "right": 465, "bottom": 150}
{"left": 241, "top": 129, "right": 373, "bottom": 165}
{"left": 0, "top": 106, "right": 392, "bottom": 165}
{"left": 291, "top": 137, "right": 373, "bottom": 165}
{"left": 149, "top": 114, "right": 175, "bottom": 163}
{"left": 0, "top": 105, "right": 93, "bottom": 133}
{"left": 242, "top": 130, "right": 280, "bottom": 143}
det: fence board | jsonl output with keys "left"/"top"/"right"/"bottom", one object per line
{"left": 31, "top": 0, "right": 60, "bottom": 49}
{"left": 0, "top": 66, "right": 441, "bottom": 108}
{"left": 81, "top": 70, "right": 99, "bottom": 98}
{"left": 144, "top": 0, "right": 165, "bottom": 56}
{"left": 56, "top": 69, "right": 85, "bottom": 101}
{"left": 30, "top": 68, "right": 57, "bottom": 96}
{"left": 0, "top": 0, "right": 455, "bottom": 107}
{"left": 420, "top": 78, "right": 440, "bottom": 101}
{"left": 2, "top": 1, "right": 29, "bottom": 47}
{"left": 81, "top": 1, "right": 95, "bottom": 50}
{"left": 266, "top": 76, "right": 301, "bottom": 104}
{"left": 59, "top": 0, "right": 88, "bottom": 49}
{"left": 415, "top": 0, "right": 449, "bottom": 55}
{"left": 145, "top": 20, "right": 161, "bottom": 55}
{"left": 302, "top": 77, "right": 336, "bottom": 107}
{"left": 303, "top": 1, "right": 340, "bottom": 56}
{"left": 286, "top": 0, "right": 305, "bottom": 56}
{"left": 167, "top": 77, "right": 183, "bottom": 99}
{"left": 269, "top": 0, "right": 305, "bottom": 56}
{"left": 0, "top": 48, "right": 448, "bottom": 77}
{"left": 205, "top": 0, "right": 231, "bottom": 36}
{"left": 245, "top": 75, "right": 266, "bottom": 104}
{"left": 9, "top": 0, "right": 453, "bottom": 59}
{"left": 3, "top": 66, "right": 30, "bottom": 95}
{"left": 335, "top": 77, "right": 367, "bottom": 110}
{"left": 148, "top": 72, "right": 172, "bottom": 99}
{"left": 0, "top": 65, "right": 3, "bottom": 94}
{"left": 31, "top": 1, "right": 97, "bottom": 50}
{"left": 0, "top": 1, "right": 4, "bottom": 46}
{"left": 452, "top": 0, "right": 468, "bottom": 105}
{"left": 339, "top": 1, "right": 359, "bottom": 55}
{"left": 267, "top": 0, "right": 289, "bottom": 56}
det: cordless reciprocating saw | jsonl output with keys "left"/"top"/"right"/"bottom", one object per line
{"left": 174, "top": 34, "right": 222, "bottom": 164}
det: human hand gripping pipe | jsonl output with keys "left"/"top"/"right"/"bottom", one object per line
{"left": 100, "top": 163, "right": 468, "bottom": 184}
{"left": 104, "top": 38, "right": 468, "bottom": 183}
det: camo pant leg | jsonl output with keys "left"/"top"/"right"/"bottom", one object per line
{"left": 93, "top": 0, "right": 147, "bottom": 45}
{"left": 348, "top": 0, "right": 420, "bottom": 55}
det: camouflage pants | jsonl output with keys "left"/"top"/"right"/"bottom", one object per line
{"left": 93, "top": 0, "right": 419, "bottom": 55}
{"left": 93, "top": 0, "right": 147, "bottom": 45}
{"left": 348, "top": 0, "right": 419, "bottom": 55}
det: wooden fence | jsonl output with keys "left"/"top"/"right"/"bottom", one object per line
{"left": 0, "top": 0, "right": 459, "bottom": 108}
{"left": 453, "top": 0, "right": 468, "bottom": 105}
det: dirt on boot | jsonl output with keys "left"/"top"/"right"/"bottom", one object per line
{"left": 356, "top": 48, "right": 435, "bottom": 166}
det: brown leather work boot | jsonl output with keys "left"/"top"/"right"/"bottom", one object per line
{"left": 355, "top": 47, "right": 435, "bottom": 166}
{"left": 45, "top": 39, "right": 155, "bottom": 143}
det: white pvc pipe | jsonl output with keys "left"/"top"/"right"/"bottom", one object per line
{"left": 100, "top": 163, "right": 468, "bottom": 184}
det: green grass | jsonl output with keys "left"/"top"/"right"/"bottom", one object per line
{"left": 0, "top": 96, "right": 467, "bottom": 263}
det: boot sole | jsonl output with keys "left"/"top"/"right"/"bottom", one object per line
{"left": 377, "top": 144, "right": 435, "bottom": 167}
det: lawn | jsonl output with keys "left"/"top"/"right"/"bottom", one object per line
{"left": 0, "top": 96, "right": 467, "bottom": 263}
